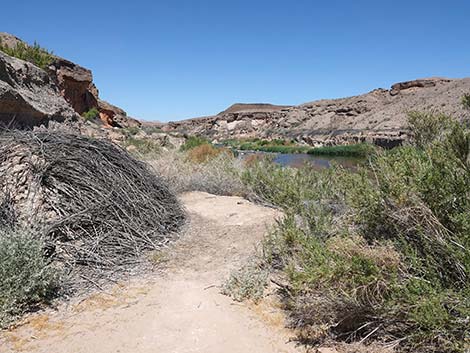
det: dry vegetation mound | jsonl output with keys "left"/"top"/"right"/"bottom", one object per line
{"left": 0, "top": 130, "right": 185, "bottom": 282}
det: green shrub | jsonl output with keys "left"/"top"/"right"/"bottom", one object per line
{"left": 224, "top": 138, "right": 374, "bottom": 157}
{"left": 125, "top": 137, "right": 161, "bottom": 155}
{"left": 462, "top": 94, "right": 470, "bottom": 110}
{"left": 0, "top": 228, "right": 62, "bottom": 327}
{"left": 180, "top": 136, "right": 210, "bottom": 151}
{"left": 307, "top": 143, "right": 375, "bottom": 157}
{"left": 235, "top": 111, "right": 470, "bottom": 352}
{"left": 82, "top": 107, "right": 100, "bottom": 121}
{"left": 0, "top": 40, "right": 54, "bottom": 70}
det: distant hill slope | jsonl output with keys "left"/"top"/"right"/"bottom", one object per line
{"left": 163, "top": 77, "right": 470, "bottom": 147}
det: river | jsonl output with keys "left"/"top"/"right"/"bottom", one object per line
{"left": 238, "top": 151, "right": 365, "bottom": 170}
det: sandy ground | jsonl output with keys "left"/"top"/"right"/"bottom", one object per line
{"left": 1, "top": 192, "right": 303, "bottom": 353}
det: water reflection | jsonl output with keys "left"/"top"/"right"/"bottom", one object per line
{"left": 239, "top": 151, "right": 364, "bottom": 170}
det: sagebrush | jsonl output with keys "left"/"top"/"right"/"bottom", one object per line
{"left": 234, "top": 111, "right": 470, "bottom": 352}
{"left": 0, "top": 227, "right": 61, "bottom": 327}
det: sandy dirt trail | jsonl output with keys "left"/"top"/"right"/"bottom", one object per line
{"left": 1, "top": 192, "right": 302, "bottom": 353}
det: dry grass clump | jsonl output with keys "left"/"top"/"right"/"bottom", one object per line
{"left": 148, "top": 149, "right": 247, "bottom": 196}
{"left": 186, "top": 144, "right": 232, "bottom": 163}
{"left": 0, "top": 130, "right": 185, "bottom": 289}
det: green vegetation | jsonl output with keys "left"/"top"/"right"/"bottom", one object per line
{"left": 124, "top": 137, "right": 161, "bottom": 155}
{"left": 462, "top": 93, "right": 470, "bottom": 110}
{"left": 222, "top": 138, "right": 375, "bottom": 157}
{"left": 0, "top": 39, "right": 54, "bottom": 70}
{"left": 82, "top": 107, "right": 100, "bottom": 121}
{"left": 180, "top": 135, "right": 211, "bottom": 151}
{"left": 0, "top": 228, "right": 62, "bottom": 327}
{"left": 307, "top": 142, "right": 375, "bottom": 156}
{"left": 222, "top": 110, "right": 470, "bottom": 352}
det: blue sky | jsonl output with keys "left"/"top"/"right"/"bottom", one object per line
{"left": 3, "top": 0, "right": 469, "bottom": 121}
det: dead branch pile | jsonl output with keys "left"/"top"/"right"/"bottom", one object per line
{"left": 0, "top": 130, "right": 186, "bottom": 283}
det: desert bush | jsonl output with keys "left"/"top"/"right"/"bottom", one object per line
{"left": 0, "top": 40, "right": 53, "bottom": 69}
{"left": 222, "top": 259, "right": 269, "bottom": 302}
{"left": 241, "top": 159, "right": 338, "bottom": 211}
{"left": 180, "top": 135, "right": 210, "bottom": 151}
{"left": 0, "top": 227, "right": 62, "bottom": 328}
{"left": 231, "top": 111, "right": 470, "bottom": 352}
{"left": 462, "top": 94, "right": 470, "bottom": 110}
{"left": 82, "top": 107, "right": 100, "bottom": 121}
{"left": 125, "top": 137, "right": 161, "bottom": 155}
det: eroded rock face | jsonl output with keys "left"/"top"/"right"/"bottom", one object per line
{"left": 0, "top": 32, "right": 138, "bottom": 129}
{"left": 0, "top": 51, "right": 79, "bottom": 127}
{"left": 389, "top": 77, "right": 452, "bottom": 96}
{"left": 163, "top": 77, "right": 470, "bottom": 147}
{"left": 48, "top": 57, "right": 98, "bottom": 114}
{"left": 98, "top": 99, "right": 141, "bottom": 128}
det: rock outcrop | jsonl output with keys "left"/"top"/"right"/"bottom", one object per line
{"left": 0, "top": 32, "right": 140, "bottom": 129}
{"left": 98, "top": 99, "right": 141, "bottom": 128}
{"left": 0, "top": 51, "right": 79, "bottom": 127}
{"left": 163, "top": 77, "right": 470, "bottom": 147}
{"left": 48, "top": 56, "right": 98, "bottom": 115}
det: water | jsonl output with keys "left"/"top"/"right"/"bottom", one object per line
{"left": 238, "top": 151, "right": 364, "bottom": 170}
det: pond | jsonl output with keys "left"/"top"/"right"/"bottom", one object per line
{"left": 238, "top": 151, "right": 365, "bottom": 170}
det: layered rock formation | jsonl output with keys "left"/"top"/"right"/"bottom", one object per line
{"left": 0, "top": 51, "right": 78, "bottom": 127}
{"left": 163, "top": 78, "right": 470, "bottom": 147}
{"left": 0, "top": 32, "right": 139, "bottom": 129}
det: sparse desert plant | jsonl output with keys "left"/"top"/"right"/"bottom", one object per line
{"left": 180, "top": 135, "right": 210, "bottom": 151}
{"left": 0, "top": 227, "right": 62, "bottom": 328}
{"left": 0, "top": 39, "right": 54, "bottom": 69}
{"left": 462, "top": 93, "right": 470, "bottom": 110}
{"left": 222, "top": 258, "right": 269, "bottom": 302}
{"left": 125, "top": 137, "right": 161, "bottom": 155}
{"left": 82, "top": 107, "right": 100, "bottom": 121}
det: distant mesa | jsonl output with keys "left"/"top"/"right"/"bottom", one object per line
{"left": 219, "top": 103, "right": 292, "bottom": 115}
{"left": 162, "top": 76, "right": 469, "bottom": 148}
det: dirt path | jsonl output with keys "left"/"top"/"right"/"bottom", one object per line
{"left": 1, "top": 192, "right": 302, "bottom": 353}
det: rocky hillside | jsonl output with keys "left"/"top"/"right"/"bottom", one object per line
{"left": 163, "top": 78, "right": 470, "bottom": 147}
{"left": 0, "top": 32, "right": 139, "bottom": 129}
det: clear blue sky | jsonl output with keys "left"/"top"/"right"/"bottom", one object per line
{"left": 3, "top": 0, "right": 469, "bottom": 121}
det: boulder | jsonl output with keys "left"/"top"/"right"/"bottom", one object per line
{"left": 0, "top": 51, "right": 79, "bottom": 127}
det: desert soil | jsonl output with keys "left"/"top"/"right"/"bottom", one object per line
{"left": 1, "top": 192, "right": 303, "bottom": 353}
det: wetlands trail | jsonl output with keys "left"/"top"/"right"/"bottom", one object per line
{"left": 1, "top": 192, "right": 302, "bottom": 353}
